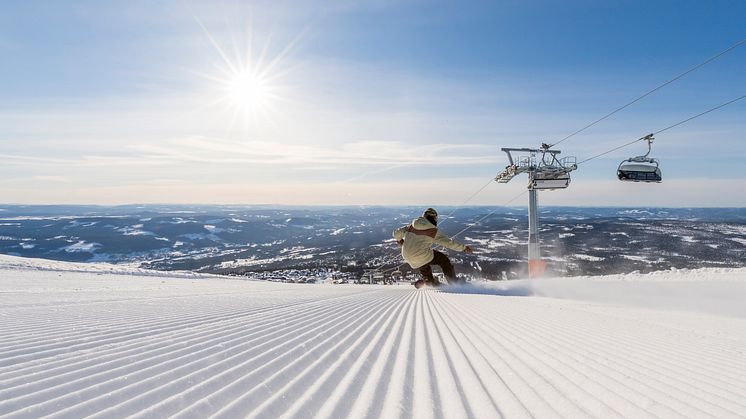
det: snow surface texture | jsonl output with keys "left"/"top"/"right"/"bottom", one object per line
{"left": 1, "top": 255, "right": 745, "bottom": 418}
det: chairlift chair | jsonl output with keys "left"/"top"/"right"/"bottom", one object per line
{"left": 617, "top": 134, "right": 662, "bottom": 183}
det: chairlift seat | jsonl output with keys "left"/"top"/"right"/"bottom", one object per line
{"left": 616, "top": 134, "right": 662, "bottom": 183}
{"left": 617, "top": 162, "right": 662, "bottom": 182}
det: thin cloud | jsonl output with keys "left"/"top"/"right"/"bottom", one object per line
{"left": 128, "top": 136, "right": 497, "bottom": 166}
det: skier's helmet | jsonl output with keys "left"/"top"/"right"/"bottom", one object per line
{"left": 423, "top": 208, "right": 438, "bottom": 225}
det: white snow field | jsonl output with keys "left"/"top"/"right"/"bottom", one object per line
{"left": 1, "top": 255, "right": 746, "bottom": 418}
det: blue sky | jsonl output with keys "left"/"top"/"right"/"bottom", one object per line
{"left": 0, "top": 0, "right": 744, "bottom": 206}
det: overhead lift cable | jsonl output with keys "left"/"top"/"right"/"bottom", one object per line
{"left": 549, "top": 38, "right": 745, "bottom": 149}
{"left": 438, "top": 177, "right": 496, "bottom": 228}
{"left": 449, "top": 190, "right": 527, "bottom": 240}
{"left": 578, "top": 94, "right": 745, "bottom": 165}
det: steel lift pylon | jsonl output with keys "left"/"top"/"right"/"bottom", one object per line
{"left": 495, "top": 144, "right": 577, "bottom": 278}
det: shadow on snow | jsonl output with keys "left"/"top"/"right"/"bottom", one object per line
{"left": 439, "top": 281, "right": 534, "bottom": 297}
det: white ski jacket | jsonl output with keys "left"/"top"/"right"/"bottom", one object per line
{"left": 392, "top": 216, "right": 466, "bottom": 269}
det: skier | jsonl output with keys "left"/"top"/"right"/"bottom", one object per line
{"left": 392, "top": 208, "right": 473, "bottom": 288}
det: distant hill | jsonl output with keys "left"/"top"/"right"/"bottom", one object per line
{"left": 1, "top": 205, "right": 745, "bottom": 278}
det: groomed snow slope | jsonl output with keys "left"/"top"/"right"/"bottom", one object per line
{"left": 1, "top": 255, "right": 745, "bottom": 418}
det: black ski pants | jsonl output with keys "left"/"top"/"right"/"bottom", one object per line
{"left": 419, "top": 250, "right": 461, "bottom": 285}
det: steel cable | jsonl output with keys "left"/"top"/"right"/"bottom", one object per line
{"left": 550, "top": 39, "right": 745, "bottom": 148}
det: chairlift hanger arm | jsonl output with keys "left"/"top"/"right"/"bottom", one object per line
{"left": 642, "top": 134, "right": 654, "bottom": 158}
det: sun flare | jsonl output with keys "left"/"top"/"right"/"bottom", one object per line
{"left": 225, "top": 71, "right": 270, "bottom": 115}
{"left": 193, "top": 16, "right": 298, "bottom": 131}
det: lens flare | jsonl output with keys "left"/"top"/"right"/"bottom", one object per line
{"left": 191, "top": 13, "right": 299, "bottom": 132}
{"left": 225, "top": 71, "right": 270, "bottom": 115}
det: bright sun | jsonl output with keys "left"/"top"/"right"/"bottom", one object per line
{"left": 225, "top": 71, "right": 270, "bottom": 115}
{"left": 193, "top": 17, "right": 293, "bottom": 131}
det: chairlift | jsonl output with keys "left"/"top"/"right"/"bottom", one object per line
{"left": 617, "top": 134, "right": 662, "bottom": 183}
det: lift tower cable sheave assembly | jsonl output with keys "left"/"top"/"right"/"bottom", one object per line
{"left": 495, "top": 144, "right": 578, "bottom": 278}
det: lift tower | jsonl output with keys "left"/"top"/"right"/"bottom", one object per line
{"left": 495, "top": 144, "right": 577, "bottom": 278}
